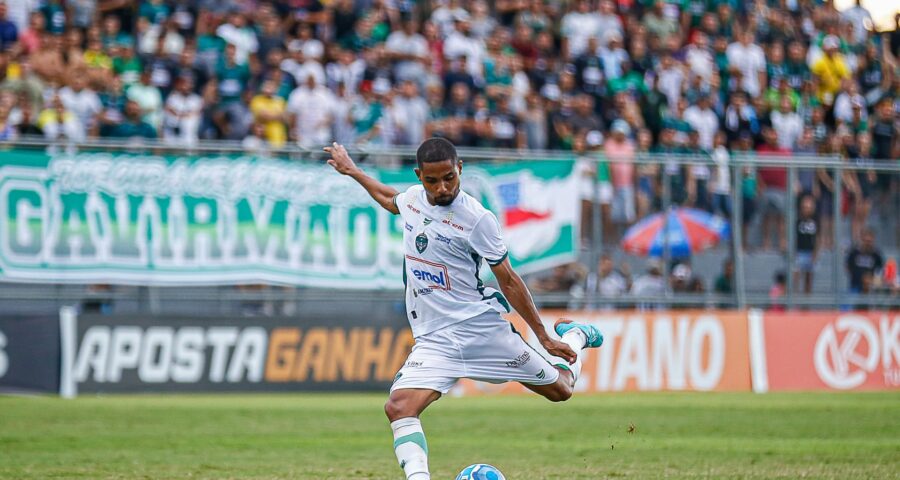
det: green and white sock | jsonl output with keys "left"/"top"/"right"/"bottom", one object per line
{"left": 391, "top": 417, "right": 430, "bottom": 480}
{"left": 559, "top": 329, "right": 587, "bottom": 382}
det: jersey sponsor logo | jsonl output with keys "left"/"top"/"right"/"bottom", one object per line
{"left": 434, "top": 233, "right": 452, "bottom": 245}
{"left": 406, "top": 204, "right": 421, "bottom": 214}
{"left": 405, "top": 360, "right": 423, "bottom": 368}
{"left": 415, "top": 233, "right": 428, "bottom": 253}
{"left": 505, "top": 351, "right": 531, "bottom": 368}
{"left": 405, "top": 223, "right": 413, "bottom": 232}
{"left": 405, "top": 255, "right": 452, "bottom": 291}
{"left": 442, "top": 219, "right": 464, "bottom": 231}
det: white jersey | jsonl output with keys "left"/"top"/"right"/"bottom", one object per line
{"left": 394, "top": 184, "right": 510, "bottom": 338}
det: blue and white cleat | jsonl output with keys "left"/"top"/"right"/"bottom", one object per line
{"left": 554, "top": 319, "right": 604, "bottom": 348}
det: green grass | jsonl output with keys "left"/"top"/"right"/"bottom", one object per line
{"left": 1, "top": 392, "right": 898, "bottom": 479}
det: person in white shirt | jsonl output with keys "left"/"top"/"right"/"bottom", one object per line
{"left": 324, "top": 138, "right": 604, "bottom": 480}
{"left": 596, "top": 0, "right": 624, "bottom": 46}
{"left": 684, "top": 94, "right": 719, "bottom": 150}
{"left": 163, "top": 76, "right": 202, "bottom": 146}
{"left": 561, "top": 0, "right": 600, "bottom": 59}
{"left": 685, "top": 32, "right": 714, "bottom": 82}
{"left": 385, "top": 19, "right": 429, "bottom": 86}
{"left": 58, "top": 75, "right": 102, "bottom": 134}
{"left": 833, "top": 80, "right": 867, "bottom": 124}
{"left": 430, "top": 0, "right": 468, "bottom": 38}
{"left": 726, "top": 30, "right": 766, "bottom": 97}
{"left": 281, "top": 46, "right": 326, "bottom": 87}
{"left": 391, "top": 80, "right": 430, "bottom": 146}
{"left": 770, "top": 96, "right": 803, "bottom": 149}
{"left": 287, "top": 73, "right": 334, "bottom": 148}
{"left": 841, "top": 0, "right": 873, "bottom": 45}
{"left": 126, "top": 70, "right": 163, "bottom": 130}
{"left": 216, "top": 12, "right": 258, "bottom": 65}
{"left": 443, "top": 17, "right": 485, "bottom": 81}
{"left": 710, "top": 131, "right": 732, "bottom": 218}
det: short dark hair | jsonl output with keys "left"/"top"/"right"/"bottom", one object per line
{"left": 416, "top": 137, "right": 458, "bottom": 169}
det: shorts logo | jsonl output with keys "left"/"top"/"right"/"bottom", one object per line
{"left": 536, "top": 369, "right": 546, "bottom": 380}
{"left": 394, "top": 372, "right": 403, "bottom": 382}
{"left": 415, "top": 233, "right": 428, "bottom": 253}
{"left": 405, "top": 361, "right": 423, "bottom": 368}
{"left": 505, "top": 351, "right": 531, "bottom": 368}
{"left": 413, "top": 287, "right": 433, "bottom": 297}
{"left": 406, "top": 256, "right": 452, "bottom": 291}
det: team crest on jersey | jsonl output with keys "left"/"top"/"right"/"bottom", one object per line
{"left": 415, "top": 232, "right": 428, "bottom": 253}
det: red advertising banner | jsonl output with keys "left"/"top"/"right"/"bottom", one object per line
{"left": 758, "top": 312, "right": 900, "bottom": 391}
{"left": 454, "top": 310, "right": 751, "bottom": 395}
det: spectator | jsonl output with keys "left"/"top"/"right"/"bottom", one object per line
{"left": 587, "top": 254, "right": 630, "bottom": 301}
{"left": 385, "top": 19, "right": 429, "bottom": 88}
{"left": 770, "top": 96, "right": 803, "bottom": 150}
{"left": 794, "top": 194, "right": 819, "bottom": 295}
{"left": 631, "top": 259, "right": 666, "bottom": 309}
{"left": 607, "top": 120, "right": 636, "bottom": 236}
{"left": 249, "top": 79, "right": 287, "bottom": 148}
{"left": 162, "top": 75, "right": 202, "bottom": 146}
{"left": 684, "top": 93, "right": 718, "bottom": 150}
{"left": 714, "top": 258, "right": 734, "bottom": 295}
{"left": 710, "top": 131, "right": 732, "bottom": 218}
{"left": 392, "top": 80, "right": 429, "bottom": 146}
{"left": 0, "top": 1, "right": 18, "bottom": 52}
{"left": 769, "top": 271, "right": 786, "bottom": 311}
{"left": 126, "top": 69, "right": 163, "bottom": 130}
{"left": 726, "top": 29, "right": 766, "bottom": 98}
{"left": 757, "top": 127, "right": 791, "bottom": 251}
{"left": 561, "top": 0, "right": 600, "bottom": 60}
{"left": 106, "top": 99, "right": 156, "bottom": 139}
{"left": 216, "top": 11, "right": 257, "bottom": 65}
{"left": 845, "top": 228, "right": 884, "bottom": 294}
{"left": 811, "top": 35, "right": 850, "bottom": 107}
{"left": 58, "top": 74, "right": 102, "bottom": 136}
{"left": 38, "top": 95, "right": 84, "bottom": 142}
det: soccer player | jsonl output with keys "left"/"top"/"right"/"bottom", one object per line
{"left": 324, "top": 138, "right": 604, "bottom": 480}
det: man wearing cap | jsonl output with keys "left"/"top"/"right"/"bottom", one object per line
{"left": 811, "top": 35, "right": 850, "bottom": 106}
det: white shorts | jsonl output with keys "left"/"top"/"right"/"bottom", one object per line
{"left": 390, "top": 312, "right": 561, "bottom": 394}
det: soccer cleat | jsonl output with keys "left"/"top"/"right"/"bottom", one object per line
{"left": 554, "top": 319, "right": 604, "bottom": 348}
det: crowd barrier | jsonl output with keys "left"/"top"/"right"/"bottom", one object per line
{"left": 0, "top": 309, "right": 896, "bottom": 396}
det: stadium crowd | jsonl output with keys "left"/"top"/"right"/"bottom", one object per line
{"left": 0, "top": 0, "right": 896, "bottom": 267}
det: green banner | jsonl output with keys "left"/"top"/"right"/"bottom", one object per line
{"left": 0, "top": 150, "right": 578, "bottom": 287}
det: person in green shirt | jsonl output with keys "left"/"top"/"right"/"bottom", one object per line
{"left": 40, "top": 0, "right": 66, "bottom": 35}
{"left": 215, "top": 44, "right": 250, "bottom": 105}
{"left": 138, "top": 0, "right": 170, "bottom": 25}
{"left": 607, "top": 61, "right": 647, "bottom": 97}
{"left": 106, "top": 100, "right": 157, "bottom": 139}
{"left": 764, "top": 77, "right": 800, "bottom": 111}
{"left": 112, "top": 43, "right": 143, "bottom": 85}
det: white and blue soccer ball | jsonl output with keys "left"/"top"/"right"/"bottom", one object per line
{"left": 455, "top": 464, "right": 506, "bottom": 480}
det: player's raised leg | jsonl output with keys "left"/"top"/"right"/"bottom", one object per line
{"left": 524, "top": 319, "right": 603, "bottom": 401}
{"left": 385, "top": 388, "right": 441, "bottom": 480}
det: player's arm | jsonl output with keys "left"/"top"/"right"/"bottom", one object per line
{"left": 490, "top": 259, "right": 577, "bottom": 364}
{"left": 324, "top": 142, "right": 400, "bottom": 215}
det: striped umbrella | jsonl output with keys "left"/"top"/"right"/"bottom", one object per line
{"left": 621, "top": 208, "right": 731, "bottom": 258}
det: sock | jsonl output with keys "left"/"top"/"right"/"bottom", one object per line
{"left": 558, "top": 328, "right": 587, "bottom": 382}
{"left": 391, "top": 417, "right": 430, "bottom": 480}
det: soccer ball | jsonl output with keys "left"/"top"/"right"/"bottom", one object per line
{"left": 455, "top": 464, "right": 506, "bottom": 480}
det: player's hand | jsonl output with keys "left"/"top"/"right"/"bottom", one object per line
{"left": 540, "top": 337, "right": 577, "bottom": 364}
{"left": 324, "top": 142, "right": 359, "bottom": 176}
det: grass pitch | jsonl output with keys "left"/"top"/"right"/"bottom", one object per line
{"left": 1, "top": 392, "right": 898, "bottom": 479}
